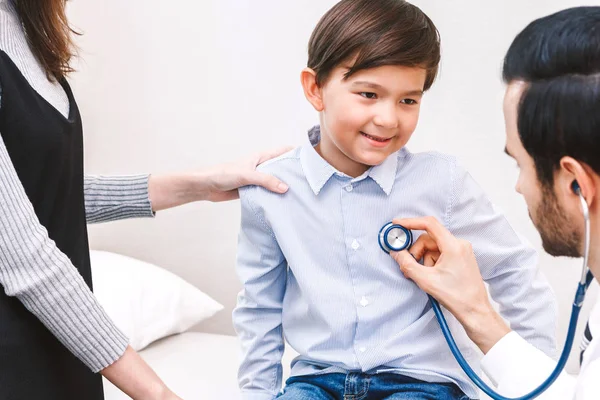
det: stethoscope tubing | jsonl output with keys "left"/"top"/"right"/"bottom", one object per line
{"left": 379, "top": 222, "right": 592, "bottom": 399}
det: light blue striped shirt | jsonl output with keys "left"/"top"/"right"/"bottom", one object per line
{"left": 234, "top": 126, "right": 557, "bottom": 399}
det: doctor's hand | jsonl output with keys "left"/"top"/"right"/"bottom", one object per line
{"left": 389, "top": 216, "right": 511, "bottom": 354}
{"left": 148, "top": 146, "right": 293, "bottom": 210}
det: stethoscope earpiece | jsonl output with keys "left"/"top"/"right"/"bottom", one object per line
{"left": 571, "top": 180, "right": 581, "bottom": 195}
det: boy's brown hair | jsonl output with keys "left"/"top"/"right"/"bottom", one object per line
{"left": 308, "top": 0, "right": 441, "bottom": 90}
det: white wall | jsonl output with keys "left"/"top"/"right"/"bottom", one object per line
{"left": 67, "top": 0, "right": 599, "bottom": 373}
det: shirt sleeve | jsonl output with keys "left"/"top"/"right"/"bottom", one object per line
{"left": 482, "top": 331, "right": 579, "bottom": 398}
{"left": 233, "top": 185, "right": 287, "bottom": 400}
{"left": 447, "top": 161, "right": 558, "bottom": 357}
{"left": 84, "top": 174, "right": 154, "bottom": 223}
{"left": 0, "top": 132, "right": 129, "bottom": 372}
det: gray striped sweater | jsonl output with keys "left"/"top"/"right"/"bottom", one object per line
{"left": 0, "top": 0, "right": 153, "bottom": 372}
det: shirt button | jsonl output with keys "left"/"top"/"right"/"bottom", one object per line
{"left": 345, "top": 184, "right": 353, "bottom": 192}
{"left": 360, "top": 296, "right": 369, "bottom": 307}
{"left": 351, "top": 239, "right": 360, "bottom": 250}
{"left": 359, "top": 347, "right": 367, "bottom": 353}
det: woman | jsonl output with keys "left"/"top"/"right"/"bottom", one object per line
{"left": 0, "top": 0, "right": 289, "bottom": 399}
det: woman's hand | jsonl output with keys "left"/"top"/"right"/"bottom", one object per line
{"left": 200, "top": 147, "right": 292, "bottom": 202}
{"left": 390, "top": 216, "right": 511, "bottom": 353}
{"left": 148, "top": 146, "right": 292, "bottom": 210}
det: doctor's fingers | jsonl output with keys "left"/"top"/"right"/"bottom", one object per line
{"left": 409, "top": 234, "right": 440, "bottom": 266}
{"left": 391, "top": 250, "right": 437, "bottom": 293}
{"left": 392, "top": 216, "right": 457, "bottom": 253}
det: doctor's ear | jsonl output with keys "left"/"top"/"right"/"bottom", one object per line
{"left": 300, "top": 68, "right": 324, "bottom": 112}
{"left": 560, "top": 157, "right": 596, "bottom": 206}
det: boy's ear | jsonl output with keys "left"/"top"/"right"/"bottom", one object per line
{"left": 301, "top": 68, "right": 324, "bottom": 111}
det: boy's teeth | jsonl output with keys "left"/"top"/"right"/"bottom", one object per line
{"left": 362, "top": 132, "right": 387, "bottom": 142}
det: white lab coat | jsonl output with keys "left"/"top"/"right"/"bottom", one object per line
{"left": 481, "top": 299, "right": 600, "bottom": 399}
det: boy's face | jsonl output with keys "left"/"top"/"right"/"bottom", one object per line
{"left": 308, "top": 64, "right": 426, "bottom": 177}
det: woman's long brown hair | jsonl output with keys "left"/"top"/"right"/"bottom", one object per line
{"left": 13, "top": 0, "right": 78, "bottom": 81}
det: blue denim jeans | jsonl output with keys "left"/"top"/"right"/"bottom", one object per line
{"left": 277, "top": 372, "right": 470, "bottom": 400}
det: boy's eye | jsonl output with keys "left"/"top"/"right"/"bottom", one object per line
{"left": 401, "top": 99, "right": 418, "bottom": 105}
{"left": 359, "top": 92, "right": 378, "bottom": 99}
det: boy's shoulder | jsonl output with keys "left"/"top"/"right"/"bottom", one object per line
{"left": 255, "top": 147, "right": 301, "bottom": 174}
{"left": 240, "top": 147, "right": 302, "bottom": 199}
{"left": 400, "top": 148, "right": 460, "bottom": 173}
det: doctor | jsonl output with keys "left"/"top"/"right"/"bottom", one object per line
{"left": 391, "top": 6, "right": 600, "bottom": 399}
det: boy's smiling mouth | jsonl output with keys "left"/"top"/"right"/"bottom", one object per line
{"left": 360, "top": 131, "right": 393, "bottom": 143}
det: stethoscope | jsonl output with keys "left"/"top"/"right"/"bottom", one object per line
{"left": 378, "top": 181, "right": 594, "bottom": 400}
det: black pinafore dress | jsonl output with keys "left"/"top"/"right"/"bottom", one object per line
{"left": 0, "top": 50, "right": 104, "bottom": 400}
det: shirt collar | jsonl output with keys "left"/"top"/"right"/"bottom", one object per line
{"left": 368, "top": 150, "right": 398, "bottom": 195}
{"left": 300, "top": 125, "right": 398, "bottom": 196}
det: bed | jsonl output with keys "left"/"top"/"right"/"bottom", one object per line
{"left": 104, "top": 332, "right": 237, "bottom": 399}
{"left": 91, "top": 250, "right": 297, "bottom": 399}
{"left": 102, "top": 332, "right": 298, "bottom": 399}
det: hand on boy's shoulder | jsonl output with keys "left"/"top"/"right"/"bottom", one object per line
{"left": 255, "top": 146, "right": 299, "bottom": 172}
{"left": 238, "top": 146, "right": 300, "bottom": 200}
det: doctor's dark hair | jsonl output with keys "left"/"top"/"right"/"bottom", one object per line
{"left": 13, "top": 0, "right": 79, "bottom": 80}
{"left": 307, "top": 0, "right": 440, "bottom": 90}
{"left": 503, "top": 6, "right": 600, "bottom": 187}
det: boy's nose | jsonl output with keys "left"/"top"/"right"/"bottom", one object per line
{"left": 373, "top": 105, "right": 399, "bottom": 129}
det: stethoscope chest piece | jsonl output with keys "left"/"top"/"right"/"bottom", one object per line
{"left": 378, "top": 222, "right": 413, "bottom": 254}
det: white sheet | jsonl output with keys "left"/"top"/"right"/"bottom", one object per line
{"left": 103, "top": 332, "right": 242, "bottom": 399}
{"left": 103, "top": 332, "right": 298, "bottom": 399}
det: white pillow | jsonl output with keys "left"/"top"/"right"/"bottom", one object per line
{"left": 90, "top": 250, "right": 223, "bottom": 351}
